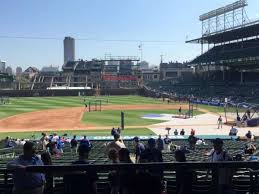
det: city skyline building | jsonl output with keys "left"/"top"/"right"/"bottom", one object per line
{"left": 16, "top": 66, "right": 23, "bottom": 76}
{"left": 0, "top": 60, "right": 6, "bottom": 73}
{"left": 63, "top": 37, "right": 75, "bottom": 65}
{"left": 5, "top": 66, "right": 13, "bottom": 75}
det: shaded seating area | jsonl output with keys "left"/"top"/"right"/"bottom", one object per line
{"left": 0, "top": 138, "right": 258, "bottom": 193}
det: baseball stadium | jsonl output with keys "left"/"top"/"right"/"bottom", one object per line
{"left": 1, "top": 1, "right": 259, "bottom": 194}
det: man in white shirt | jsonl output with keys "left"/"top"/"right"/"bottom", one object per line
{"left": 52, "top": 133, "right": 59, "bottom": 142}
{"left": 229, "top": 126, "right": 238, "bottom": 136}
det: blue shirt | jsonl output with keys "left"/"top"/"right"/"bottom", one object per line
{"left": 7, "top": 155, "right": 45, "bottom": 190}
{"left": 80, "top": 139, "right": 92, "bottom": 148}
{"left": 57, "top": 139, "right": 64, "bottom": 149}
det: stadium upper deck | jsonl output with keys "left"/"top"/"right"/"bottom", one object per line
{"left": 187, "top": 0, "right": 259, "bottom": 68}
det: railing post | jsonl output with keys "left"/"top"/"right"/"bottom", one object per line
{"left": 215, "top": 168, "right": 220, "bottom": 194}
{"left": 249, "top": 169, "right": 258, "bottom": 194}
{"left": 253, "top": 173, "right": 258, "bottom": 194}
{"left": 4, "top": 170, "right": 8, "bottom": 194}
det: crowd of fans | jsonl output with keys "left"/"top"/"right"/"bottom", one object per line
{"left": 3, "top": 126, "right": 258, "bottom": 194}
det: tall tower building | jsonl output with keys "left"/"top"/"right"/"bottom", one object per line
{"left": 6, "top": 66, "right": 13, "bottom": 75}
{"left": 16, "top": 66, "right": 23, "bottom": 76}
{"left": 63, "top": 37, "right": 75, "bottom": 65}
{"left": 0, "top": 60, "right": 6, "bottom": 73}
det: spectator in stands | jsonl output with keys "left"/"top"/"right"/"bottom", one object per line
{"left": 48, "top": 135, "right": 53, "bottom": 142}
{"left": 52, "top": 133, "right": 59, "bottom": 142}
{"left": 244, "top": 144, "right": 256, "bottom": 154}
{"left": 190, "top": 128, "right": 195, "bottom": 136}
{"left": 164, "top": 135, "right": 171, "bottom": 151}
{"left": 70, "top": 135, "right": 78, "bottom": 154}
{"left": 208, "top": 138, "right": 233, "bottom": 193}
{"left": 188, "top": 134, "right": 198, "bottom": 150}
{"left": 174, "top": 129, "right": 179, "bottom": 136}
{"left": 40, "top": 133, "right": 48, "bottom": 150}
{"left": 111, "top": 128, "right": 117, "bottom": 136}
{"left": 42, "top": 136, "right": 48, "bottom": 151}
{"left": 108, "top": 149, "right": 119, "bottom": 194}
{"left": 7, "top": 142, "right": 45, "bottom": 194}
{"left": 196, "top": 139, "right": 203, "bottom": 145}
{"left": 133, "top": 137, "right": 145, "bottom": 163}
{"left": 80, "top": 135, "right": 92, "bottom": 148}
{"left": 64, "top": 144, "right": 98, "bottom": 194}
{"left": 156, "top": 135, "right": 164, "bottom": 151}
{"left": 140, "top": 138, "right": 163, "bottom": 178}
{"left": 246, "top": 130, "right": 253, "bottom": 140}
{"left": 119, "top": 148, "right": 133, "bottom": 164}
{"left": 174, "top": 150, "right": 193, "bottom": 194}
{"left": 15, "top": 139, "right": 26, "bottom": 146}
{"left": 4, "top": 136, "right": 13, "bottom": 148}
{"left": 57, "top": 137, "right": 64, "bottom": 154}
{"left": 217, "top": 116, "right": 223, "bottom": 129}
{"left": 118, "top": 148, "right": 135, "bottom": 194}
{"left": 180, "top": 129, "right": 185, "bottom": 136}
{"left": 41, "top": 152, "right": 53, "bottom": 194}
{"left": 108, "top": 149, "right": 119, "bottom": 163}
{"left": 106, "top": 134, "right": 126, "bottom": 153}
{"left": 47, "top": 141, "right": 61, "bottom": 157}
{"left": 46, "top": 140, "right": 54, "bottom": 154}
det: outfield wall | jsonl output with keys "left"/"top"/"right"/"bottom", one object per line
{"left": 0, "top": 89, "right": 142, "bottom": 97}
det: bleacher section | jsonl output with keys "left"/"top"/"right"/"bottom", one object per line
{"left": 191, "top": 38, "right": 259, "bottom": 65}
{"left": 0, "top": 139, "right": 258, "bottom": 193}
{"left": 146, "top": 72, "right": 259, "bottom": 103}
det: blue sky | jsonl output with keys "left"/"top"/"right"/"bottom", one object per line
{"left": 0, "top": 0, "right": 258, "bottom": 70}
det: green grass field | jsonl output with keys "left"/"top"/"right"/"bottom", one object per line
{"left": 0, "top": 95, "right": 167, "bottom": 119}
{"left": 0, "top": 96, "right": 174, "bottom": 138}
{"left": 82, "top": 109, "right": 202, "bottom": 126}
{"left": 0, "top": 95, "right": 221, "bottom": 139}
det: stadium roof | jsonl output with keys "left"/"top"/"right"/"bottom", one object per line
{"left": 186, "top": 20, "right": 259, "bottom": 44}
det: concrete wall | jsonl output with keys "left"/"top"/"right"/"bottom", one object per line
{"left": 0, "top": 89, "right": 142, "bottom": 97}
